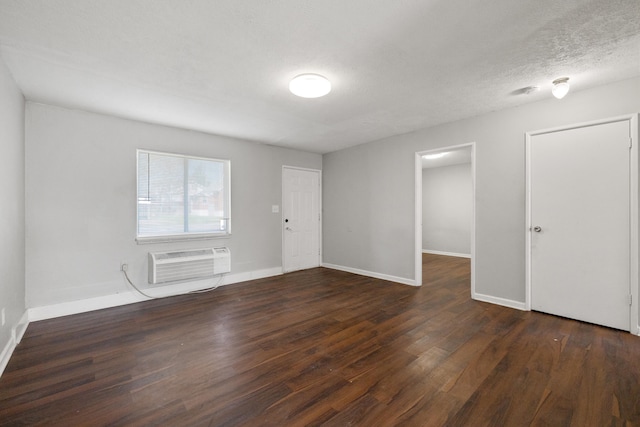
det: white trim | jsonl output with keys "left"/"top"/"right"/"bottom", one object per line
{"left": 282, "top": 166, "right": 322, "bottom": 274}
{"left": 322, "top": 263, "right": 417, "bottom": 286}
{"left": 415, "top": 152, "right": 423, "bottom": 286}
{"left": 14, "top": 311, "right": 29, "bottom": 344}
{"left": 0, "top": 311, "right": 29, "bottom": 378}
{"left": 422, "top": 249, "right": 471, "bottom": 258}
{"left": 473, "top": 292, "right": 527, "bottom": 311}
{"left": 526, "top": 114, "right": 639, "bottom": 335}
{"left": 136, "top": 233, "right": 231, "bottom": 245}
{"left": 415, "top": 143, "right": 476, "bottom": 293}
{"left": 0, "top": 336, "right": 15, "bottom": 378}
{"left": 630, "top": 114, "right": 639, "bottom": 335}
{"left": 470, "top": 144, "right": 477, "bottom": 298}
{"left": 525, "top": 131, "right": 533, "bottom": 311}
{"left": 29, "top": 293, "right": 146, "bottom": 322}
{"left": 28, "top": 267, "right": 283, "bottom": 322}
{"left": 525, "top": 114, "right": 639, "bottom": 137}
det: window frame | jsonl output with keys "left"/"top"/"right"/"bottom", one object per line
{"left": 136, "top": 149, "right": 231, "bottom": 244}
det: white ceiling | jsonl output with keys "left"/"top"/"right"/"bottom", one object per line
{"left": 0, "top": 0, "right": 638, "bottom": 154}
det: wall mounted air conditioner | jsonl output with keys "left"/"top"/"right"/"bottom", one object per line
{"left": 148, "top": 247, "right": 231, "bottom": 284}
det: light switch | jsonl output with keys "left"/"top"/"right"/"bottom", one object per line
{"left": 272, "top": 205, "right": 280, "bottom": 213}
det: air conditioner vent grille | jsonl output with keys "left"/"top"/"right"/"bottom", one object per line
{"left": 148, "top": 247, "right": 230, "bottom": 284}
{"left": 154, "top": 249, "right": 213, "bottom": 260}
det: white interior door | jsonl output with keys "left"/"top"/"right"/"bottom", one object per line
{"left": 529, "top": 120, "right": 631, "bottom": 330}
{"left": 283, "top": 167, "right": 321, "bottom": 273}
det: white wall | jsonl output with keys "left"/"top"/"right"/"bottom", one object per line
{"left": 422, "top": 163, "right": 471, "bottom": 256}
{"left": 323, "top": 76, "right": 640, "bottom": 307}
{"left": 25, "top": 103, "right": 322, "bottom": 309}
{"left": 0, "top": 54, "right": 26, "bottom": 373}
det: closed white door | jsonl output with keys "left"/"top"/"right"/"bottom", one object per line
{"left": 283, "top": 167, "right": 321, "bottom": 273}
{"left": 529, "top": 120, "right": 630, "bottom": 331}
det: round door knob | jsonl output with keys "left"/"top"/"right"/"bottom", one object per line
{"left": 533, "top": 226, "right": 542, "bottom": 232}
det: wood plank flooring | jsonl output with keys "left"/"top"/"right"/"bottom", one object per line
{"left": 1, "top": 254, "right": 640, "bottom": 426}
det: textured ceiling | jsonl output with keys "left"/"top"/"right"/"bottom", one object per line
{"left": 0, "top": 0, "right": 639, "bottom": 153}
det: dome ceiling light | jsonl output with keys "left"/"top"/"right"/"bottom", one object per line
{"left": 552, "top": 77, "right": 570, "bottom": 99}
{"left": 289, "top": 74, "right": 331, "bottom": 98}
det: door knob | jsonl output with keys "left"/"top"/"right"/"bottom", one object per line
{"left": 533, "top": 226, "right": 542, "bottom": 232}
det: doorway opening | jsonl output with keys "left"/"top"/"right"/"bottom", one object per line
{"left": 415, "top": 143, "right": 476, "bottom": 294}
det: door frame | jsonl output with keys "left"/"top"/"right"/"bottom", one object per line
{"left": 281, "top": 165, "right": 322, "bottom": 273}
{"left": 525, "top": 114, "right": 639, "bottom": 335}
{"left": 414, "top": 142, "right": 476, "bottom": 293}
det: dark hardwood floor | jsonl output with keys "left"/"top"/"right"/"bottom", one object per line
{"left": 1, "top": 254, "right": 639, "bottom": 426}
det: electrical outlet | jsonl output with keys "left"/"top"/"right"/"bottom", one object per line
{"left": 121, "top": 263, "right": 128, "bottom": 272}
{"left": 1, "top": 308, "right": 5, "bottom": 327}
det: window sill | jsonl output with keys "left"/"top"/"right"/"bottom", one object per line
{"left": 136, "top": 233, "right": 231, "bottom": 245}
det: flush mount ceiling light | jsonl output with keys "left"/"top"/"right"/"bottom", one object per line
{"left": 289, "top": 74, "right": 331, "bottom": 98}
{"left": 552, "top": 77, "right": 570, "bottom": 99}
{"left": 422, "top": 152, "right": 448, "bottom": 160}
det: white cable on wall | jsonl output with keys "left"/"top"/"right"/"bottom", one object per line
{"left": 121, "top": 268, "right": 225, "bottom": 300}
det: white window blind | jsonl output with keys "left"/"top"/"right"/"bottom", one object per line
{"left": 137, "top": 150, "right": 230, "bottom": 241}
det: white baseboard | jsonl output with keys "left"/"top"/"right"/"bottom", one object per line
{"left": 0, "top": 334, "right": 16, "bottom": 376}
{"left": 0, "top": 337, "right": 15, "bottom": 378}
{"left": 28, "top": 267, "right": 283, "bottom": 322}
{"left": 473, "top": 292, "right": 527, "bottom": 311}
{"left": 0, "top": 310, "right": 30, "bottom": 378}
{"left": 14, "top": 311, "right": 29, "bottom": 344}
{"left": 322, "top": 263, "right": 417, "bottom": 286}
{"left": 422, "top": 249, "right": 471, "bottom": 259}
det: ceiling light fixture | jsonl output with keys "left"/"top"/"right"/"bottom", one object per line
{"left": 551, "top": 77, "right": 570, "bottom": 99}
{"left": 289, "top": 74, "right": 331, "bottom": 98}
{"left": 422, "top": 152, "right": 447, "bottom": 160}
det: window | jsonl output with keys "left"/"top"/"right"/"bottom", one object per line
{"left": 137, "top": 150, "right": 230, "bottom": 241}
